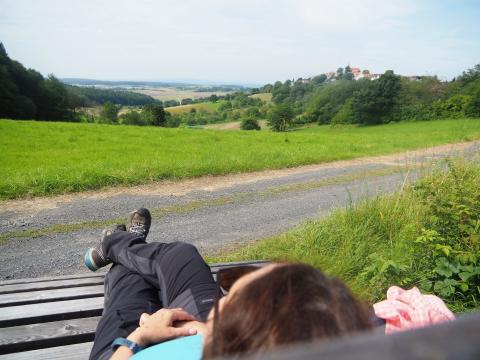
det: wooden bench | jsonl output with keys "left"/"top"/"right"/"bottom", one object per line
{"left": 4, "top": 261, "right": 478, "bottom": 360}
{"left": 0, "top": 260, "right": 269, "bottom": 359}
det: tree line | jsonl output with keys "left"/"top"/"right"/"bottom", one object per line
{"left": 262, "top": 65, "right": 480, "bottom": 130}
{"left": 2, "top": 39, "right": 478, "bottom": 131}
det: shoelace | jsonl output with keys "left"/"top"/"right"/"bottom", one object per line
{"left": 129, "top": 223, "right": 147, "bottom": 237}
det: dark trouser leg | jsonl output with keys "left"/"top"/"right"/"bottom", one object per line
{"left": 89, "top": 264, "right": 161, "bottom": 360}
{"left": 102, "top": 232, "right": 218, "bottom": 321}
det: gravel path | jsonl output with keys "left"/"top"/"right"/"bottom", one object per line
{"left": 1, "top": 141, "right": 479, "bottom": 280}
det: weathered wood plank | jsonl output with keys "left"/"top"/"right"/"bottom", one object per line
{"left": 0, "top": 297, "right": 104, "bottom": 327}
{"left": 0, "top": 261, "right": 267, "bottom": 288}
{"left": 0, "top": 317, "right": 100, "bottom": 354}
{"left": 0, "top": 278, "right": 104, "bottom": 295}
{"left": 209, "top": 260, "right": 270, "bottom": 273}
{"left": 0, "top": 285, "right": 104, "bottom": 307}
{"left": 0, "top": 273, "right": 105, "bottom": 286}
{"left": 0, "top": 341, "right": 93, "bottom": 360}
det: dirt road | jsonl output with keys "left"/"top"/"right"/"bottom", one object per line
{"left": 1, "top": 141, "right": 478, "bottom": 280}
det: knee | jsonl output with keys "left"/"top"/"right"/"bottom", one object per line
{"left": 170, "top": 242, "right": 199, "bottom": 255}
{"left": 171, "top": 241, "right": 200, "bottom": 257}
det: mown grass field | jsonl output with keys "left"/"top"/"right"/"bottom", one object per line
{"left": 131, "top": 88, "right": 232, "bottom": 101}
{"left": 249, "top": 92, "right": 273, "bottom": 103}
{"left": 204, "top": 120, "right": 268, "bottom": 130}
{"left": 1, "top": 118, "right": 480, "bottom": 200}
{"left": 210, "top": 161, "right": 480, "bottom": 312}
{"left": 165, "top": 101, "right": 221, "bottom": 114}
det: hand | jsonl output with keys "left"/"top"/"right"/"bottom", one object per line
{"left": 128, "top": 308, "right": 197, "bottom": 347}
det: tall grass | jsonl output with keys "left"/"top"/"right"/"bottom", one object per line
{"left": 1, "top": 118, "right": 480, "bottom": 199}
{"left": 212, "top": 161, "right": 480, "bottom": 312}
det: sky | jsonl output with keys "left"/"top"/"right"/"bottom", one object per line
{"left": 1, "top": 0, "right": 479, "bottom": 85}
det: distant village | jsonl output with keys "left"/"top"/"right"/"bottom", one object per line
{"left": 296, "top": 66, "right": 422, "bottom": 84}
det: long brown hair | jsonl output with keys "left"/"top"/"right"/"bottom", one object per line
{"left": 203, "top": 263, "right": 372, "bottom": 359}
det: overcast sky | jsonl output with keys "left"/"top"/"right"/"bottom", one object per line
{"left": 1, "top": 0, "right": 479, "bottom": 85}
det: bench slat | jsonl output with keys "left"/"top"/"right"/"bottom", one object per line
{"left": 0, "top": 317, "right": 100, "bottom": 354}
{"left": 0, "top": 297, "right": 104, "bottom": 327}
{"left": 0, "top": 261, "right": 268, "bottom": 293}
{"left": 0, "top": 273, "right": 105, "bottom": 286}
{"left": 0, "top": 278, "right": 105, "bottom": 295}
{"left": 0, "top": 341, "right": 93, "bottom": 360}
{"left": 0, "top": 285, "right": 104, "bottom": 307}
{"left": 209, "top": 260, "right": 269, "bottom": 271}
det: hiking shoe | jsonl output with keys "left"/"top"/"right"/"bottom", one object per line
{"left": 84, "top": 224, "right": 126, "bottom": 272}
{"left": 127, "top": 208, "right": 151, "bottom": 240}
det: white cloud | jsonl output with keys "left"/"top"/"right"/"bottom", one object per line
{"left": 0, "top": 0, "right": 478, "bottom": 83}
{"left": 293, "top": 0, "right": 416, "bottom": 29}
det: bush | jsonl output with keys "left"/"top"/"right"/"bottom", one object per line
{"left": 465, "top": 89, "right": 480, "bottom": 117}
{"left": 267, "top": 103, "right": 294, "bottom": 131}
{"left": 413, "top": 162, "right": 480, "bottom": 310}
{"left": 165, "top": 115, "right": 181, "bottom": 128}
{"left": 331, "top": 99, "right": 355, "bottom": 125}
{"left": 99, "top": 101, "right": 119, "bottom": 124}
{"left": 119, "top": 110, "right": 147, "bottom": 126}
{"left": 439, "top": 95, "right": 472, "bottom": 118}
{"left": 240, "top": 117, "right": 261, "bottom": 130}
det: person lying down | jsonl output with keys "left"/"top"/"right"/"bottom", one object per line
{"left": 84, "top": 208, "right": 453, "bottom": 360}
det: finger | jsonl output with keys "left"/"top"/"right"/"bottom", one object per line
{"left": 170, "top": 309, "right": 196, "bottom": 322}
{"left": 170, "top": 327, "right": 197, "bottom": 338}
{"left": 139, "top": 313, "right": 150, "bottom": 326}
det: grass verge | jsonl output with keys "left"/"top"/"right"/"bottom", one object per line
{"left": 210, "top": 160, "right": 480, "bottom": 312}
{"left": 1, "top": 118, "right": 479, "bottom": 199}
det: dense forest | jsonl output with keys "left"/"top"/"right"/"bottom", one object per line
{"left": 67, "top": 86, "right": 159, "bottom": 107}
{"left": 0, "top": 43, "right": 159, "bottom": 120}
{"left": 0, "top": 42, "right": 74, "bottom": 120}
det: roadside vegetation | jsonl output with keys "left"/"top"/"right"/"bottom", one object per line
{"left": 212, "top": 161, "right": 480, "bottom": 313}
{"left": 1, "top": 118, "right": 480, "bottom": 199}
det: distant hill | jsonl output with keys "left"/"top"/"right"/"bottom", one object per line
{"left": 61, "top": 78, "right": 247, "bottom": 93}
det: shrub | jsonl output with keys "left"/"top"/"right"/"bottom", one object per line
{"left": 413, "top": 161, "right": 480, "bottom": 310}
{"left": 331, "top": 99, "right": 355, "bottom": 125}
{"left": 439, "top": 95, "right": 472, "bottom": 118}
{"left": 99, "top": 101, "right": 119, "bottom": 124}
{"left": 119, "top": 110, "right": 147, "bottom": 126}
{"left": 267, "top": 103, "right": 294, "bottom": 131}
{"left": 240, "top": 117, "right": 261, "bottom": 130}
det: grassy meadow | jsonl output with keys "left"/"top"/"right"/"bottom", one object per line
{"left": 1, "top": 118, "right": 480, "bottom": 199}
{"left": 249, "top": 93, "right": 273, "bottom": 103}
{"left": 131, "top": 88, "right": 232, "bottom": 102}
{"left": 165, "top": 101, "right": 221, "bottom": 114}
{"left": 211, "top": 161, "right": 480, "bottom": 312}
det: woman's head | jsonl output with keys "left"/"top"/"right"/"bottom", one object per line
{"left": 203, "top": 263, "right": 373, "bottom": 359}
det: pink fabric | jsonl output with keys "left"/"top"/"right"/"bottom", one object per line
{"left": 373, "top": 286, "right": 455, "bottom": 334}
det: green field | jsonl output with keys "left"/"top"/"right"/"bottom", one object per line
{"left": 249, "top": 92, "right": 273, "bottom": 103}
{"left": 165, "top": 102, "right": 221, "bottom": 114}
{"left": 211, "top": 161, "right": 480, "bottom": 312}
{"left": 1, "top": 118, "right": 480, "bottom": 199}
